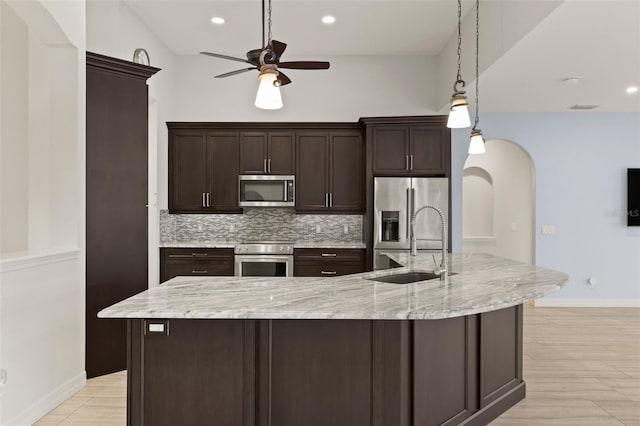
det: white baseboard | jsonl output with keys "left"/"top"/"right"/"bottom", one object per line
{"left": 534, "top": 298, "right": 640, "bottom": 308}
{"left": 3, "top": 371, "right": 86, "bottom": 426}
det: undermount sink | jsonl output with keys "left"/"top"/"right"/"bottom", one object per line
{"left": 368, "top": 271, "right": 457, "bottom": 284}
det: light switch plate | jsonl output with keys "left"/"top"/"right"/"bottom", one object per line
{"left": 541, "top": 225, "right": 555, "bottom": 235}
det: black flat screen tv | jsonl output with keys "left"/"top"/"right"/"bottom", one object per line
{"left": 629, "top": 168, "right": 640, "bottom": 226}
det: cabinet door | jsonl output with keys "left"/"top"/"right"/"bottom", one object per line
{"left": 240, "top": 132, "right": 267, "bottom": 174}
{"left": 329, "top": 132, "right": 363, "bottom": 212}
{"left": 372, "top": 127, "right": 409, "bottom": 175}
{"left": 296, "top": 133, "right": 329, "bottom": 211}
{"left": 409, "top": 126, "right": 447, "bottom": 175}
{"left": 208, "top": 132, "right": 241, "bottom": 212}
{"left": 169, "top": 132, "right": 208, "bottom": 212}
{"left": 268, "top": 132, "right": 295, "bottom": 175}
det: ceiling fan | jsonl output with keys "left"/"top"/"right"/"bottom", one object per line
{"left": 200, "top": 0, "right": 330, "bottom": 88}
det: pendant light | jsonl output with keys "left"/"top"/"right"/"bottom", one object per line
{"left": 447, "top": 0, "right": 471, "bottom": 129}
{"left": 468, "top": 0, "right": 486, "bottom": 154}
{"left": 255, "top": 0, "right": 283, "bottom": 110}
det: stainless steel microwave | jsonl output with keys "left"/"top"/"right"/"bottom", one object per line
{"left": 238, "top": 175, "right": 295, "bottom": 207}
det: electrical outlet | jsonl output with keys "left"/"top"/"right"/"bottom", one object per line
{"left": 343, "top": 225, "right": 349, "bottom": 234}
{"left": 315, "top": 224, "right": 322, "bottom": 233}
{"left": 229, "top": 224, "right": 235, "bottom": 232}
{"left": 197, "top": 224, "right": 204, "bottom": 232}
{"left": 541, "top": 225, "right": 555, "bottom": 235}
{"left": 0, "top": 369, "right": 7, "bottom": 386}
{"left": 587, "top": 277, "right": 597, "bottom": 288}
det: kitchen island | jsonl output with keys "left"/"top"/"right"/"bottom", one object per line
{"left": 99, "top": 253, "right": 567, "bottom": 426}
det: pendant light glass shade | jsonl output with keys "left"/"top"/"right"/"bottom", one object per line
{"left": 468, "top": 129, "right": 486, "bottom": 154}
{"left": 255, "top": 71, "right": 282, "bottom": 110}
{"left": 447, "top": 96, "right": 471, "bottom": 128}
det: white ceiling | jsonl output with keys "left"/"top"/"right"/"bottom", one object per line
{"left": 123, "top": 0, "right": 475, "bottom": 56}
{"left": 123, "top": 0, "right": 640, "bottom": 112}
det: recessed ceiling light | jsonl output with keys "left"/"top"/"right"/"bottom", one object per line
{"left": 210, "top": 16, "right": 225, "bottom": 25}
{"left": 626, "top": 86, "right": 639, "bottom": 94}
{"left": 322, "top": 15, "right": 336, "bottom": 24}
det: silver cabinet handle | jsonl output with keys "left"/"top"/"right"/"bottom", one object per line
{"left": 264, "top": 158, "right": 267, "bottom": 174}
{"left": 329, "top": 192, "right": 333, "bottom": 207}
{"left": 406, "top": 155, "right": 410, "bottom": 170}
{"left": 406, "top": 188, "right": 411, "bottom": 238}
{"left": 268, "top": 158, "right": 272, "bottom": 173}
{"left": 321, "top": 271, "right": 337, "bottom": 275}
{"left": 192, "top": 253, "right": 208, "bottom": 257}
{"left": 410, "top": 154, "right": 414, "bottom": 170}
{"left": 206, "top": 193, "right": 211, "bottom": 207}
{"left": 325, "top": 193, "right": 329, "bottom": 208}
{"left": 321, "top": 253, "right": 337, "bottom": 257}
{"left": 191, "top": 270, "right": 208, "bottom": 274}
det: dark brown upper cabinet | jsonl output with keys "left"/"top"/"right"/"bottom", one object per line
{"left": 365, "top": 117, "right": 450, "bottom": 177}
{"left": 169, "top": 128, "right": 240, "bottom": 213}
{"left": 240, "top": 131, "right": 295, "bottom": 175}
{"left": 296, "top": 130, "right": 364, "bottom": 213}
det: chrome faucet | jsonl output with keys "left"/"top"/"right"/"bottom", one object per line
{"left": 410, "top": 205, "right": 448, "bottom": 282}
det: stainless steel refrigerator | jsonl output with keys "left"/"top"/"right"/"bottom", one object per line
{"left": 373, "top": 177, "right": 448, "bottom": 269}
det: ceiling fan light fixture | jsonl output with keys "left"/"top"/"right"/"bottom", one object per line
{"left": 255, "top": 67, "right": 283, "bottom": 110}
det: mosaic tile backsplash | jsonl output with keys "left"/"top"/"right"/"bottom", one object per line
{"left": 160, "top": 209, "right": 363, "bottom": 244}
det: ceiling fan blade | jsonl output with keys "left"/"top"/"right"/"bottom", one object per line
{"left": 278, "top": 61, "right": 330, "bottom": 70}
{"left": 201, "top": 52, "right": 252, "bottom": 64}
{"left": 277, "top": 71, "right": 292, "bottom": 86}
{"left": 215, "top": 68, "right": 258, "bottom": 78}
{"left": 271, "top": 40, "right": 287, "bottom": 58}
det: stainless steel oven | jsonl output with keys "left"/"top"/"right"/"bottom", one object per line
{"left": 239, "top": 175, "right": 295, "bottom": 208}
{"left": 234, "top": 242, "right": 294, "bottom": 277}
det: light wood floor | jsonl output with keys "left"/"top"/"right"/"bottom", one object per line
{"left": 36, "top": 306, "right": 640, "bottom": 425}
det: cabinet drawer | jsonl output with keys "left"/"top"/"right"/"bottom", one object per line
{"left": 293, "top": 248, "right": 365, "bottom": 263}
{"left": 295, "top": 261, "right": 364, "bottom": 277}
{"left": 163, "top": 247, "right": 234, "bottom": 260}
{"left": 163, "top": 260, "right": 234, "bottom": 282}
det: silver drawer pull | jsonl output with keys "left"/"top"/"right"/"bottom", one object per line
{"left": 321, "top": 253, "right": 337, "bottom": 257}
{"left": 192, "top": 253, "right": 208, "bottom": 257}
{"left": 321, "top": 271, "right": 337, "bottom": 275}
{"left": 191, "top": 270, "right": 208, "bottom": 274}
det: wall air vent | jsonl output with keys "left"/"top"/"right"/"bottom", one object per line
{"left": 568, "top": 104, "right": 600, "bottom": 110}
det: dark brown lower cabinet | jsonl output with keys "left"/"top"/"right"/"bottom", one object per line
{"left": 127, "top": 305, "right": 524, "bottom": 426}
{"left": 294, "top": 248, "right": 365, "bottom": 277}
{"left": 160, "top": 248, "right": 234, "bottom": 282}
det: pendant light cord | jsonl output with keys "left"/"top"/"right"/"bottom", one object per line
{"left": 473, "top": 0, "right": 480, "bottom": 129}
{"left": 267, "top": 0, "right": 273, "bottom": 47}
{"left": 456, "top": 0, "right": 463, "bottom": 83}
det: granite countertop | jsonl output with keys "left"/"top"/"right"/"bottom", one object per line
{"left": 98, "top": 253, "right": 568, "bottom": 320}
{"left": 160, "top": 241, "right": 366, "bottom": 249}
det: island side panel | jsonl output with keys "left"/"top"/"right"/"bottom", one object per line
{"left": 479, "top": 305, "right": 523, "bottom": 407}
{"left": 127, "top": 319, "right": 256, "bottom": 426}
{"left": 413, "top": 316, "right": 475, "bottom": 426}
{"left": 262, "top": 320, "right": 373, "bottom": 426}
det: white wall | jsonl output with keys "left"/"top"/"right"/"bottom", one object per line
{"left": 451, "top": 113, "right": 640, "bottom": 301}
{"left": 462, "top": 139, "right": 535, "bottom": 264}
{"left": 87, "top": 0, "right": 175, "bottom": 287}
{"left": 0, "top": 2, "right": 29, "bottom": 254}
{"left": 0, "top": 0, "right": 86, "bottom": 423}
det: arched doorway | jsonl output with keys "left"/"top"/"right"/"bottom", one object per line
{"left": 462, "top": 139, "right": 536, "bottom": 264}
